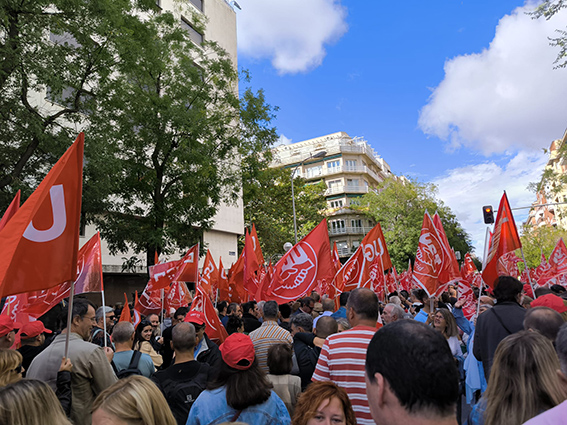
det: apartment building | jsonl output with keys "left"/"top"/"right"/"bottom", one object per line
{"left": 272, "top": 132, "right": 397, "bottom": 258}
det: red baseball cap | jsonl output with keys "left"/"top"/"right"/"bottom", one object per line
{"left": 0, "top": 315, "right": 22, "bottom": 337}
{"left": 531, "top": 294, "right": 567, "bottom": 314}
{"left": 219, "top": 333, "right": 255, "bottom": 370}
{"left": 20, "top": 321, "right": 53, "bottom": 338}
{"left": 184, "top": 311, "right": 205, "bottom": 325}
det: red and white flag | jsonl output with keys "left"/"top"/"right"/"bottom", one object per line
{"left": 218, "top": 257, "right": 230, "bottom": 302}
{"left": 200, "top": 250, "right": 218, "bottom": 297}
{"left": 0, "top": 133, "right": 84, "bottom": 297}
{"left": 539, "top": 239, "right": 567, "bottom": 286}
{"left": 174, "top": 244, "right": 199, "bottom": 283}
{"left": 165, "top": 281, "right": 192, "bottom": 312}
{"left": 135, "top": 282, "right": 163, "bottom": 316}
{"left": 0, "top": 190, "right": 21, "bottom": 232}
{"left": 190, "top": 285, "right": 228, "bottom": 343}
{"left": 432, "top": 213, "right": 461, "bottom": 284}
{"left": 250, "top": 223, "right": 265, "bottom": 265}
{"left": 243, "top": 229, "right": 260, "bottom": 297}
{"left": 227, "top": 254, "right": 245, "bottom": 303}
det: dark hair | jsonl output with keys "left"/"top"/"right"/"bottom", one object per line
{"left": 493, "top": 276, "right": 523, "bottom": 303}
{"left": 300, "top": 297, "right": 314, "bottom": 308}
{"left": 209, "top": 358, "right": 272, "bottom": 410}
{"left": 217, "top": 301, "right": 228, "bottom": 314}
{"left": 534, "top": 287, "right": 553, "bottom": 298}
{"left": 242, "top": 301, "right": 256, "bottom": 315}
{"left": 524, "top": 307, "right": 564, "bottom": 342}
{"left": 59, "top": 297, "right": 95, "bottom": 329}
{"left": 366, "top": 320, "right": 459, "bottom": 417}
{"left": 400, "top": 290, "right": 409, "bottom": 300}
{"left": 315, "top": 316, "right": 338, "bottom": 339}
{"left": 290, "top": 313, "right": 313, "bottom": 332}
{"left": 262, "top": 301, "right": 278, "bottom": 319}
{"left": 411, "top": 289, "right": 428, "bottom": 304}
{"left": 551, "top": 284, "right": 566, "bottom": 294}
{"left": 227, "top": 302, "right": 240, "bottom": 315}
{"left": 133, "top": 320, "right": 152, "bottom": 348}
{"left": 267, "top": 343, "right": 293, "bottom": 375}
{"left": 347, "top": 288, "right": 378, "bottom": 322}
{"left": 279, "top": 303, "right": 291, "bottom": 319}
{"left": 226, "top": 316, "right": 244, "bottom": 335}
{"left": 174, "top": 307, "right": 190, "bottom": 319}
{"left": 339, "top": 292, "right": 350, "bottom": 307}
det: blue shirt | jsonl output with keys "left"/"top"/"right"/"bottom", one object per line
{"left": 186, "top": 387, "right": 290, "bottom": 425}
{"left": 331, "top": 306, "right": 347, "bottom": 319}
{"left": 414, "top": 309, "right": 429, "bottom": 323}
{"left": 113, "top": 350, "right": 155, "bottom": 378}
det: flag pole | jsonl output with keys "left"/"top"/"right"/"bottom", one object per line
{"left": 380, "top": 255, "right": 387, "bottom": 303}
{"left": 64, "top": 281, "right": 76, "bottom": 359}
{"left": 160, "top": 288, "right": 164, "bottom": 336}
{"left": 520, "top": 247, "right": 537, "bottom": 299}
{"left": 101, "top": 288, "right": 108, "bottom": 348}
{"left": 477, "top": 227, "right": 492, "bottom": 319}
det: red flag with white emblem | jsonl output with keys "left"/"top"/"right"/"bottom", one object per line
{"left": 250, "top": 223, "right": 264, "bottom": 265}
{"left": 218, "top": 257, "right": 230, "bottom": 301}
{"left": 243, "top": 229, "right": 260, "bottom": 297}
{"left": 190, "top": 285, "right": 228, "bottom": 343}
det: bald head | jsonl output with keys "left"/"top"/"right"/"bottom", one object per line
{"left": 172, "top": 322, "right": 196, "bottom": 352}
{"left": 322, "top": 298, "right": 335, "bottom": 312}
{"left": 347, "top": 288, "right": 379, "bottom": 322}
{"left": 316, "top": 316, "right": 339, "bottom": 339}
{"left": 524, "top": 306, "right": 564, "bottom": 342}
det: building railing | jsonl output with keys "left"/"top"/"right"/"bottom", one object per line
{"left": 302, "top": 164, "right": 383, "bottom": 183}
{"left": 325, "top": 185, "right": 369, "bottom": 196}
{"left": 328, "top": 226, "right": 374, "bottom": 235}
{"left": 336, "top": 247, "right": 351, "bottom": 257}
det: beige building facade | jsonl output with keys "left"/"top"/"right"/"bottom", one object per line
{"left": 272, "top": 132, "right": 397, "bottom": 258}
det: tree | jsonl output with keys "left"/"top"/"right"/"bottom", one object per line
{"left": 519, "top": 223, "right": 567, "bottom": 268}
{"left": 357, "top": 178, "right": 473, "bottom": 270}
{"left": 85, "top": 11, "right": 278, "bottom": 266}
{"left": 0, "top": 0, "right": 154, "bottom": 207}
{"left": 243, "top": 167, "right": 327, "bottom": 260}
{"left": 532, "top": 1, "right": 567, "bottom": 68}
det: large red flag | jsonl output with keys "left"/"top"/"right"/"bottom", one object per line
{"left": 190, "top": 285, "right": 228, "bottom": 343}
{"left": 461, "top": 253, "right": 478, "bottom": 282}
{"left": 174, "top": 244, "right": 199, "bottom": 283}
{"left": 266, "top": 220, "right": 333, "bottom": 303}
{"left": 135, "top": 282, "right": 163, "bottom": 316}
{"left": 0, "top": 134, "right": 84, "bottom": 297}
{"left": 432, "top": 213, "right": 461, "bottom": 283}
{"left": 218, "top": 257, "right": 230, "bottom": 302}
{"left": 250, "top": 223, "right": 265, "bottom": 265}
{"left": 119, "top": 293, "right": 132, "bottom": 323}
{"left": 482, "top": 193, "right": 522, "bottom": 289}
{"left": 243, "top": 229, "right": 260, "bottom": 297}
{"left": 149, "top": 260, "right": 181, "bottom": 291}
{"left": 334, "top": 223, "right": 391, "bottom": 293}
{"left": 498, "top": 252, "right": 521, "bottom": 279}
{"left": 200, "top": 250, "right": 218, "bottom": 297}
{"left": 227, "top": 254, "right": 244, "bottom": 303}
{"left": 165, "top": 281, "right": 192, "bottom": 312}
{"left": 0, "top": 190, "right": 21, "bottom": 232}
{"left": 539, "top": 239, "right": 567, "bottom": 285}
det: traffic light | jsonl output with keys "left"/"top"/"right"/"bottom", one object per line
{"left": 483, "top": 205, "right": 494, "bottom": 224}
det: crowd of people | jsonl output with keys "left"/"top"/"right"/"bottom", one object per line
{"left": 1, "top": 276, "right": 567, "bottom": 424}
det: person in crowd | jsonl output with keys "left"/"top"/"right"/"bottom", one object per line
{"left": 331, "top": 292, "right": 349, "bottom": 319}
{"left": 92, "top": 375, "right": 176, "bottom": 425}
{"left": 474, "top": 276, "right": 527, "bottom": 379}
{"left": 226, "top": 315, "right": 245, "bottom": 335}
{"left": 148, "top": 313, "right": 164, "bottom": 351}
{"left": 294, "top": 297, "right": 315, "bottom": 317}
{"left": 0, "top": 348, "right": 24, "bottom": 387}
{"left": 336, "top": 317, "right": 351, "bottom": 332}
{"left": 388, "top": 295, "right": 403, "bottom": 308}
{"left": 0, "top": 315, "right": 20, "bottom": 349}
{"left": 523, "top": 323, "right": 567, "bottom": 423}
{"left": 221, "top": 302, "right": 242, "bottom": 328}
{"left": 312, "top": 302, "right": 323, "bottom": 319}
{"left": 411, "top": 289, "right": 431, "bottom": 322}
{"left": 531, "top": 293, "right": 567, "bottom": 321}
{"left": 17, "top": 321, "right": 52, "bottom": 375}
{"left": 313, "top": 288, "right": 379, "bottom": 425}
{"left": 290, "top": 312, "right": 318, "bottom": 389}
{"left": 242, "top": 301, "right": 262, "bottom": 333}
{"left": 292, "top": 380, "right": 356, "bottom": 425}
{"left": 0, "top": 379, "right": 72, "bottom": 425}
{"left": 184, "top": 310, "right": 222, "bottom": 372}
{"left": 311, "top": 291, "right": 321, "bottom": 303}
{"left": 522, "top": 296, "right": 533, "bottom": 309}
{"left": 112, "top": 321, "right": 155, "bottom": 378}
{"left": 313, "top": 298, "right": 335, "bottom": 330}
{"left": 91, "top": 306, "right": 116, "bottom": 350}
{"left": 523, "top": 306, "right": 564, "bottom": 343}
{"left": 551, "top": 284, "right": 567, "bottom": 296}
{"left": 27, "top": 297, "right": 116, "bottom": 425}
{"left": 267, "top": 343, "right": 302, "bottom": 416}
{"left": 365, "top": 320, "right": 459, "bottom": 425}
{"left": 161, "top": 306, "right": 190, "bottom": 369}
{"left": 432, "top": 308, "right": 462, "bottom": 358}
{"left": 279, "top": 303, "right": 293, "bottom": 332}
{"left": 250, "top": 300, "right": 293, "bottom": 373}
{"left": 381, "top": 303, "right": 405, "bottom": 325}
{"left": 134, "top": 319, "right": 163, "bottom": 369}
{"left": 186, "top": 333, "right": 290, "bottom": 424}
{"left": 152, "top": 322, "right": 210, "bottom": 425}
{"left": 217, "top": 301, "right": 228, "bottom": 322}
{"left": 468, "top": 331, "right": 566, "bottom": 425}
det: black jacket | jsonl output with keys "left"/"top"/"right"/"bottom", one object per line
{"left": 18, "top": 344, "right": 45, "bottom": 377}
{"left": 293, "top": 332, "right": 321, "bottom": 390}
{"left": 242, "top": 312, "right": 261, "bottom": 333}
{"left": 56, "top": 370, "right": 72, "bottom": 416}
{"left": 196, "top": 333, "right": 222, "bottom": 378}
{"left": 473, "top": 301, "right": 526, "bottom": 379}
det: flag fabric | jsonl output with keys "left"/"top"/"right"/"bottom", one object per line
{"left": 369, "top": 251, "right": 386, "bottom": 301}
{"left": 461, "top": 253, "right": 478, "bottom": 282}
{"left": 539, "top": 239, "right": 567, "bottom": 286}
{"left": 250, "top": 223, "right": 265, "bottom": 265}
{"left": 0, "top": 133, "right": 84, "bottom": 297}
{"left": 135, "top": 282, "right": 163, "bottom": 316}
{"left": 119, "top": 293, "right": 132, "bottom": 323}
{"left": 190, "top": 285, "right": 228, "bottom": 343}
{"left": 174, "top": 244, "right": 199, "bottom": 283}
{"left": 1, "top": 292, "right": 31, "bottom": 325}
{"left": 432, "top": 213, "right": 461, "bottom": 283}
{"left": 243, "top": 229, "right": 260, "bottom": 297}
{"left": 133, "top": 291, "right": 142, "bottom": 328}
{"left": 227, "top": 254, "right": 244, "bottom": 303}
{"left": 0, "top": 190, "right": 21, "bottom": 232}
{"left": 200, "top": 251, "right": 218, "bottom": 297}
{"left": 457, "top": 280, "right": 477, "bottom": 320}
{"left": 149, "top": 260, "right": 182, "bottom": 291}
{"left": 482, "top": 192, "right": 522, "bottom": 289}
{"left": 332, "top": 242, "right": 341, "bottom": 274}
{"left": 266, "top": 220, "right": 333, "bottom": 303}
{"left": 218, "top": 257, "right": 230, "bottom": 302}
{"left": 165, "top": 281, "right": 192, "bottom": 312}
{"left": 498, "top": 252, "right": 521, "bottom": 279}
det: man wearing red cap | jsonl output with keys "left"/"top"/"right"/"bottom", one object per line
{"left": 0, "top": 315, "right": 21, "bottom": 349}
{"left": 17, "top": 321, "right": 52, "bottom": 374}
{"left": 185, "top": 310, "right": 222, "bottom": 372}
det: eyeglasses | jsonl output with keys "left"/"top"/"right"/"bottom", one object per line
{"left": 108, "top": 315, "right": 116, "bottom": 320}
{"left": 12, "top": 364, "right": 23, "bottom": 374}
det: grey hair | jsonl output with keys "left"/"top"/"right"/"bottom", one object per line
{"left": 290, "top": 313, "right": 313, "bottom": 332}
{"left": 96, "top": 306, "right": 114, "bottom": 322}
{"left": 385, "top": 303, "right": 405, "bottom": 320}
{"left": 388, "top": 296, "right": 402, "bottom": 307}
{"left": 112, "top": 322, "right": 135, "bottom": 344}
{"left": 262, "top": 301, "right": 279, "bottom": 319}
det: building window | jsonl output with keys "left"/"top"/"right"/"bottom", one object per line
{"left": 347, "top": 178, "right": 359, "bottom": 187}
{"left": 181, "top": 17, "right": 203, "bottom": 44}
{"left": 351, "top": 219, "right": 362, "bottom": 229}
{"left": 327, "top": 179, "right": 341, "bottom": 188}
{"left": 189, "top": 0, "right": 203, "bottom": 11}
{"left": 327, "top": 160, "right": 340, "bottom": 169}
{"left": 330, "top": 220, "right": 345, "bottom": 231}
{"left": 345, "top": 160, "right": 356, "bottom": 169}
{"left": 306, "top": 165, "right": 322, "bottom": 178}
{"left": 330, "top": 200, "right": 343, "bottom": 208}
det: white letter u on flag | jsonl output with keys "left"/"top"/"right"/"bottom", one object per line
{"left": 23, "top": 184, "right": 67, "bottom": 242}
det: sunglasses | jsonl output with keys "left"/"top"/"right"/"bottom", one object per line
{"left": 12, "top": 364, "right": 23, "bottom": 374}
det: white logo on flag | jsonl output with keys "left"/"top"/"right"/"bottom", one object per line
{"left": 23, "top": 185, "right": 67, "bottom": 243}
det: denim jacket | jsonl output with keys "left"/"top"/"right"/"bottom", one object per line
{"left": 186, "top": 387, "right": 291, "bottom": 425}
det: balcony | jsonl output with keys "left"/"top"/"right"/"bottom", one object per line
{"left": 337, "top": 247, "right": 351, "bottom": 257}
{"left": 325, "top": 185, "right": 369, "bottom": 196}
{"left": 302, "top": 164, "right": 383, "bottom": 183}
{"left": 328, "top": 226, "right": 374, "bottom": 236}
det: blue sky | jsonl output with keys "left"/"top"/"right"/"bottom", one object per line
{"left": 234, "top": 0, "right": 567, "bottom": 256}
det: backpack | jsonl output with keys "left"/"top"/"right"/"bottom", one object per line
{"left": 112, "top": 350, "right": 143, "bottom": 379}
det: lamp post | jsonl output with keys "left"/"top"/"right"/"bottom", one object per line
{"left": 291, "top": 150, "right": 327, "bottom": 244}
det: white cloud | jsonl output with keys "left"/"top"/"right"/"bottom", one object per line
{"left": 432, "top": 150, "right": 548, "bottom": 256}
{"left": 277, "top": 134, "right": 293, "bottom": 146}
{"left": 236, "top": 0, "right": 348, "bottom": 74}
{"left": 419, "top": 3, "right": 567, "bottom": 154}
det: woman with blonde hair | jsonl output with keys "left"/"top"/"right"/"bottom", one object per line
{"left": 467, "top": 331, "right": 566, "bottom": 425}
{"left": 92, "top": 375, "right": 176, "bottom": 425}
{"left": 292, "top": 381, "right": 356, "bottom": 425}
{"left": 0, "top": 379, "right": 72, "bottom": 425}
{"left": 0, "top": 348, "right": 24, "bottom": 386}
{"left": 432, "top": 308, "right": 462, "bottom": 358}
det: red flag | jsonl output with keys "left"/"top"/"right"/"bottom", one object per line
{"left": 0, "top": 190, "right": 21, "bottom": 232}
{"left": 432, "top": 213, "right": 460, "bottom": 283}
{"left": 539, "top": 239, "right": 567, "bottom": 286}
{"left": 135, "top": 281, "right": 163, "bottom": 316}
{"left": 0, "top": 134, "right": 84, "bottom": 297}
{"left": 250, "top": 223, "right": 265, "bottom": 265}
{"left": 334, "top": 223, "right": 391, "bottom": 293}
{"left": 332, "top": 241, "right": 341, "bottom": 273}
{"left": 218, "top": 257, "right": 230, "bottom": 301}
{"left": 482, "top": 193, "right": 522, "bottom": 289}
{"left": 200, "top": 251, "right": 218, "bottom": 297}
{"left": 165, "top": 281, "right": 192, "bottom": 312}
{"left": 190, "top": 285, "right": 228, "bottom": 344}
{"left": 174, "top": 244, "right": 199, "bottom": 283}
{"left": 498, "top": 252, "right": 521, "bottom": 279}
{"left": 227, "top": 254, "right": 244, "bottom": 303}
{"left": 243, "top": 229, "right": 260, "bottom": 297}
{"left": 1, "top": 292, "right": 31, "bottom": 325}
{"left": 534, "top": 253, "right": 551, "bottom": 281}
{"left": 266, "top": 220, "right": 333, "bottom": 303}
{"left": 457, "top": 280, "right": 477, "bottom": 320}
{"left": 255, "top": 263, "right": 273, "bottom": 302}
{"left": 133, "top": 291, "right": 142, "bottom": 328}
{"left": 461, "top": 253, "right": 477, "bottom": 281}
{"left": 119, "top": 293, "right": 132, "bottom": 323}
{"left": 369, "top": 251, "right": 386, "bottom": 301}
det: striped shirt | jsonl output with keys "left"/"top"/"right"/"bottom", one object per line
{"left": 249, "top": 320, "right": 293, "bottom": 373}
{"left": 312, "top": 325, "right": 377, "bottom": 425}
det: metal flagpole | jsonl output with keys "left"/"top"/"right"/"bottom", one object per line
{"left": 64, "top": 281, "right": 76, "bottom": 359}
{"left": 160, "top": 288, "right": 165, "bottom": 336}
{"left": 101, "top": 289, "right": 108, "bottom": 348}
{"left": 476, "top": 227, "right": 492, "bottom": 319}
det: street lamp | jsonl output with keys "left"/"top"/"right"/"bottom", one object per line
{"left": 291, "top": 150, "right": 327, "bottom": 244}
